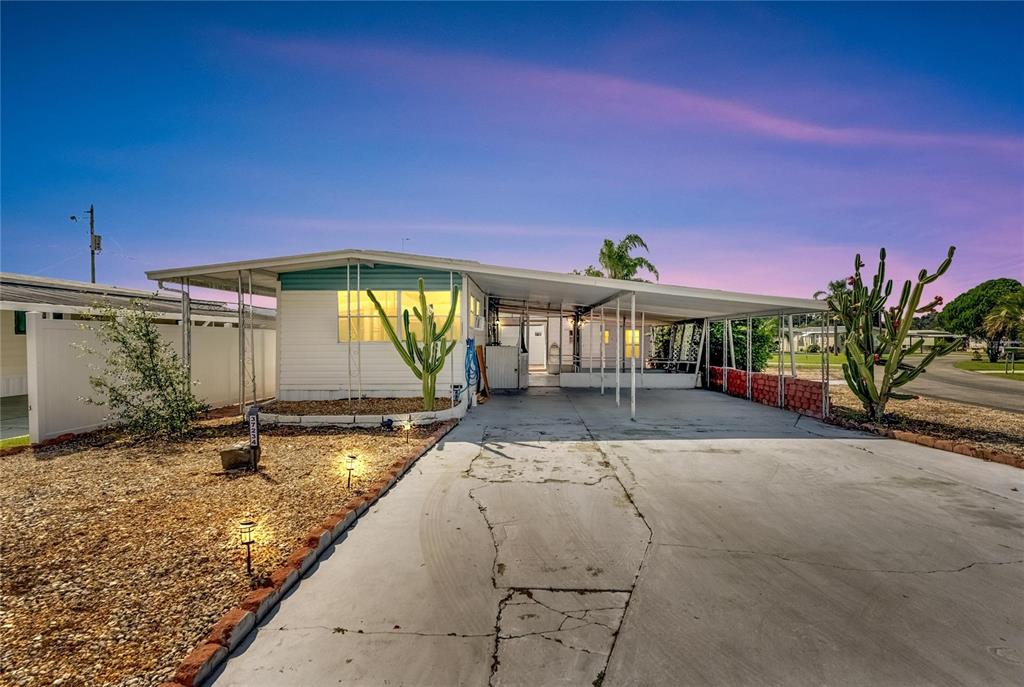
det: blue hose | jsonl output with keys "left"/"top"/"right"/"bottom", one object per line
{"left": 461, "top": 337, "right": 480, "bottom": 401}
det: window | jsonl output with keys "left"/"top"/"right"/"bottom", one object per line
{"left": 469, "top": 295, "right": 483, "bottom": 330}
{"left": 603, "top": 330, "right": 610, "bottom": 345}
{"left": 401, "top": 290, "right": 461, "bottom": 341}
{"left": 338, "top": 291, "right": 398, "bottom": 342}
{"left": 624, "top": 328, "right": 641, "bottom": 359}
{"left": 14, "top": 310, "right": 27, "bottom": 335}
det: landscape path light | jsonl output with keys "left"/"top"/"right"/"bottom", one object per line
{"left": 239, "top": 516, "right": 256, "bottom": 576}
{"left": 402, "top": 417, "right": 413, "bottom": 444}
{"left": 346, "top": 454, "right": 357, "bottom": 489}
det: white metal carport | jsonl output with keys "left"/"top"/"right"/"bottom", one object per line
{"left": 147, "top": 249, "right": 828, "bottom": 419}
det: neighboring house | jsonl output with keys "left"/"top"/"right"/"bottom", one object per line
{"left": 788, "top": 325, "right": 960, "bottom": 353}
{"left": 0, "top": 272, "right": 276, "bottom": 442}
{"left": 147, "top": 249, "right": 825, "bottom": 410}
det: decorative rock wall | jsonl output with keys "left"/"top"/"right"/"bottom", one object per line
{"left": 708, "top": 366, "right": 825, "bottom": 419}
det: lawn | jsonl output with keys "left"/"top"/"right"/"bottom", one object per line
{"left": 766, "top": 352, "right": 846, "bottom": 368}
{"left": 0, "top": 417, "right": 446, "bottom": 687}
{"left": 954, "top": 359, "right": 1024, "bottom": 381}
{"left": 0, "top": 435, "right": 29, "bottom": 450}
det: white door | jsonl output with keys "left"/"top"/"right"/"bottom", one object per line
{"left": 528, "top": 324, "right": 546, "bottom": 368}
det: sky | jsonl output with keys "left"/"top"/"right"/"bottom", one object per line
{"left": 2, "top": 2, "right": 1022, "bottom": 304}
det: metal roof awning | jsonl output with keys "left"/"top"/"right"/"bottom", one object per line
{"left": 0, "top": 272, "right": 276, "bottom": 326}
{"left": 146, "top": 248, "right": 826, "bottom": 322}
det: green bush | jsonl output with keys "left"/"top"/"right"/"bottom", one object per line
{"left": 78, "top": 301, "right": 208, "bottom": 438}
{"left": 806, "top": 343, "right": 822, "bottom": 354}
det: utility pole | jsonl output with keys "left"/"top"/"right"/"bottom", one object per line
{"left": 69, "top": 204, "right": 101, "bottom": 283}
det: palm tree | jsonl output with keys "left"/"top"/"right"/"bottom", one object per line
{"left": 983, "top": 288, "right": 1024, "bottom": 343}
{"left": 813, "top": 278, "right": 849, "bottom": 353}
{"left": 574, "top": 234, "right": 658, "bottom": 281}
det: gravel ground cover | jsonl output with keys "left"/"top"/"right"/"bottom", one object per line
{"left": 262, "top": 396, "right": 453, "bottom": 416}
{"left": 829, "top": 385, "right": 1024, "bottom": 458}
{"left": 0, "top": 418, "right": 445, "bottom": 687}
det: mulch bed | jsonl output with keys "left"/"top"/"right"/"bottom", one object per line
{"left": 829, "top": 386, "right": 1024, "bottom": 460}
{"left": 262, "top": 397, "right": 453, "bottom": 416}
{"left": 0, "top": 418, "right": 446, "bottom": 687}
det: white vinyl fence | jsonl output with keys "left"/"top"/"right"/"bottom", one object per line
{"left": 26, "top": 313, "right": 275, "bottom": 443}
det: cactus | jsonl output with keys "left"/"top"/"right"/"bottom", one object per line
{"left": 828, "top": 246, "right": 956, "bottom": 421}
{"left": 366, "top": 278, "right": 460, "bottom": 411}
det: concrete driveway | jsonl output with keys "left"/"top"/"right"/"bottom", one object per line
{"left": 210, "top": 388, "right": 1024, "bottom": 686}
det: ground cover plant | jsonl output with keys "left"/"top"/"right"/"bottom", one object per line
{"left": 0, "top": 417, "right": 446, "bottom": 687}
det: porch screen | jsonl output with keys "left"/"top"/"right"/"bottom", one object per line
{"left": 338, "top": 291, "right": 397, "bottom": 342}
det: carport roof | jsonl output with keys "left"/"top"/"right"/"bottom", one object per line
{"left": 146, "top": 249, "right": 825, "bottom": 322}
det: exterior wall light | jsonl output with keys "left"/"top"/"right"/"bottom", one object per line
{"left": 239, "top": 516, "right": 256, "bottom": 576}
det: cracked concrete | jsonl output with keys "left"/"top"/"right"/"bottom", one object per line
{"left": 210, "top": 388, "right": 1024, "bottom": 686}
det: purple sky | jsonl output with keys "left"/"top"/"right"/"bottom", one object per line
{"left": 2, "top": 3, "right": 1022, "bottom": 303}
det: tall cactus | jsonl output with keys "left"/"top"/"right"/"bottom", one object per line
{"left": 366, "top": 278, "right": 460, "bottom": 411}
{"left": 828, "top": 246, "right": 955, "bottom": 420}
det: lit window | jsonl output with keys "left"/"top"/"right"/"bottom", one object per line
{"left": 624, "top": 329, "right": 641, "bottom": 359}
{"left": 338, "top": 291, "right": 397, "bottom": 342}
{"left": 401, "top": 290, "right": 461, "bottom": 340}
{"left": 603, "top": 330, "right": 610, "bottom": 345}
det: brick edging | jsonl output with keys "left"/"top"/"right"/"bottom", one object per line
{"left": 824, "top": 416, "right": 1023, "bottom": 470}
{"left": 166, "top": 418, "right": 460, "bottom": 687}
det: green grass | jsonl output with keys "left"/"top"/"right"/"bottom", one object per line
{"left": 954, "top": 359, "right": 1024, "bottom": 381}
{"left": 766, "top": 353, "right": 846, "bottom": 368}
{"left": 0, "top": 435, "right": 29, "bottom": 450}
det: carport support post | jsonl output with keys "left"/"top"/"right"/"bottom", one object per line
{"left": 777, "top": 314, "right": 785, "bottom": 408}
{"left": 180, "top": 278, "right": 191, "bottom": 378}
{"left": 600, "top": 305, "right": 605, "bottom": 394}
{"left": 787, "top": 314, "right": 797, "bottom": 378}
{"left": 630, "top": 292, "right": 636, "bottom": 419}
{"left": 640, "top": 312, "right": 645, "bottom": 380}
{"left": 237, "top": 272, "right": 244, "bottom": 415}
{"left": 615, "top": 298, "right": 621, "bottom": 406}
{"left": 346, "top": 262, "right": 352, "bottom": 402}
{"left": 722, "top": 319, "right": 729, "bottom": 392}
{"left": 746, "top": 316, "right": 752, "bottom": 400}
{"left": 703, "top": 318, "right": 710, "bottom": 388}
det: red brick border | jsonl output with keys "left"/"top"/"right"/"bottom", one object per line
{"left": 168, "top": 418, "right": 460, "bottom": 686}
{"left": 824, "top": 415, "right": 1023, "bottom": 470}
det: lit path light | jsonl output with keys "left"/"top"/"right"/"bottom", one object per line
{"left": 402, "top": 418, "right": 413, "bottom": 444}
{"left": 346, "top": 454, "right": 357, "bottom": 489}
{"left": 239, "top": 516, "right": 256, "bottom": 576}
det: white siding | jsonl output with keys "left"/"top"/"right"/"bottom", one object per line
{"left": 278, "top": 290, "right": 467, "bottom": 400}
{"left": 1, "top": 310, "right": 28, "bottom": 397}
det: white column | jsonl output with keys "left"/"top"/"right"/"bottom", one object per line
{"left": 357, "top": 263, "right": 362, "bottom": 399}
{"left": 746, "top": 316, "right": 753, "bottom": 400}
{"left": 25, "top": 312, "right": 42, "bottom": 444}
{"left": 615, "top": 298, "right": 621, "bottom": 406}
{"left": 640, "top": 312, "right": 645, "bottom": 379}
{"left": 722, "top": 319, "right": 729, "bottom": 392}
{"left": 787, "top": 314, "right": 797, "bottom": 378}
{"left": 237, "top": 271, "right": 244, "bottom": 411}
{"left": 588, "top": 314, "right": 594, "bottom": 385}
{"left": 346, "top": 262, "right": 352, "bottom": 402}
{"left": 600, "top": 305, "right": 605, "bottom": 394}
{"left": 630, "top": 292, "right": 636, "bottom": 419}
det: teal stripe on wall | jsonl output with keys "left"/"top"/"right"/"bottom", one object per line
{"left": 280, "top": 264, "right": 462, "bottom": 291}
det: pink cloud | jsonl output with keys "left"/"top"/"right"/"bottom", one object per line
{"left": 232, "top": 33, "right": 1024, "bottom": 159}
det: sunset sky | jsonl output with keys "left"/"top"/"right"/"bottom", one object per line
{"left": 2, "top": 2, "right": 1021, "bottom": 302}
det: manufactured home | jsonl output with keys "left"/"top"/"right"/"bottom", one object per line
{"left": 147, "top": 250, "right": 826, "bottom": 418}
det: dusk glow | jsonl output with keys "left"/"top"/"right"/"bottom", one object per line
{"left": 2, "top": 3, "right": 1021, "bottom": 300}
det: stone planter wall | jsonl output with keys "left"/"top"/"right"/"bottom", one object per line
{"left": 258, "top": 394, "right": 469, "bottom": 428}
